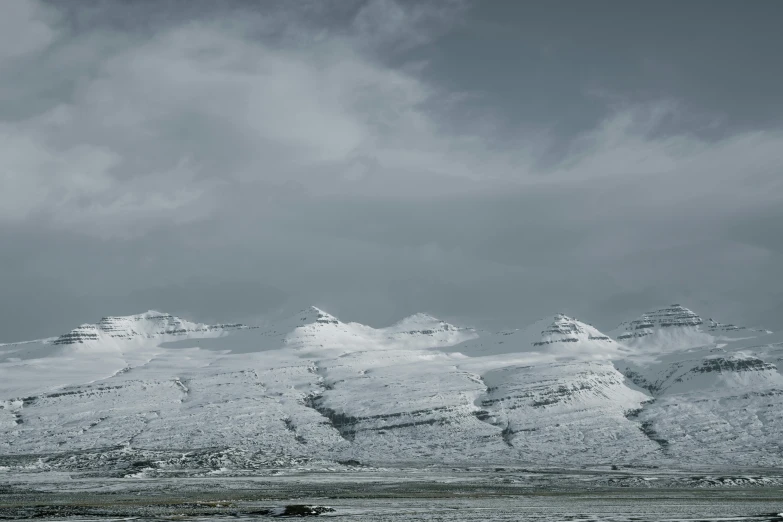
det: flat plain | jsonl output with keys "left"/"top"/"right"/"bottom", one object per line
{"left": 2, "top": 467, "right": 782, "bottom": 521}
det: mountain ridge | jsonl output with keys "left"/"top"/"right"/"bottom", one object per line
{"left": 1, "top": 302, "right": 781, "bottom": 471}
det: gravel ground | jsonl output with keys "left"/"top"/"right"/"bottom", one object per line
{"left": 1, "top": 469, "right": 782, "bottom": 521}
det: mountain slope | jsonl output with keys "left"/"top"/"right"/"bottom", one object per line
{"left": 1, "top": 304, "right": 781, "bottom": 470}
{"left": 613, "top": 306, "right": 783, "bottom": 467}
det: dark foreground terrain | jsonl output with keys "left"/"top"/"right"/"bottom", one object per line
{"left": 1, "top": 467, "right": 782, "bottom": 521}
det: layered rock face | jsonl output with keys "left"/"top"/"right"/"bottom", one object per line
{"left": 474, "top": 361, "right": 658, "bottom": 461}
{"left": 51, "top": 325, "right": 101, "bottom": 345}
{"left": 614, "top": 304, "right": 703, "bottom": 341}
{"left": 609, "top": 304, "right": 722, "bottom": 354}
{"left": 618, "top": 346, "right": 783, "bottom": 467}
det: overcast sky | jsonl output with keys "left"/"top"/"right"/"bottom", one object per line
{"left": 2, "top": 0, "right": 782, "bottom": 342}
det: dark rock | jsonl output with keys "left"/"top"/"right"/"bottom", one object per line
{"left": 337, "top": 459, "right": 362, "bottom": 466}
{"left": 274, "top": 505, "right": 335, "bottom": 517}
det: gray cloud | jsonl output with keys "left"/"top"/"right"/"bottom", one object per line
{"left": 1, "top": 0, "right": 782, "bottom": 342}
{"left": 0, "top": 0, "right": 56, "bottom": 60}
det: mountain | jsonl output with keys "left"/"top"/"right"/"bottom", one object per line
{"left": 0, "top": 304, "right": 781, "bottom": 473}
{"left": 0, "top": 311, "right": 247, "bottom": 401}
{"left": 444, "top": 313, "right": 627, "bottom": 362}
{"left": 610, "top": 304, "right": 769, "bottom": 353}
{"left": 610, "top": 304, "right": 712, "bottom": 351}
{"left": 53, "top": 310, "right": 246, "bottom": 348}
{"left": 612, "top": 305, "right": 783, "bottom": 467}
{"left": 285, "top": 306, "right": 475, "bottom": 355}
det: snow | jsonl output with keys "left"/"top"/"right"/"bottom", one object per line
{"left": 446, "top": 314, "right": 626, "bottom": 361}
{"left": 612, "top": 306, "right": 783, "bottom": 466}
{"left": 1, "top": 304, "right": 781, "bottom": 469}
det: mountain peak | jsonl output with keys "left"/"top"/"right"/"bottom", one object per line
{"left": 297, "top": 306, "right": 341, "bottom": 325}
{"left": 615, "top": 304, "right": 703, "bottom": 342}
{"left": 609, "top": 303, "right": 723, "bottom": 353}
{"left": 387, "top": 312, "right": 459, "bottom": 333}
{"left": 51, "top": 311, "right": 244, "bottom": 346}
{"left": 532, "top": 314, "right": 613, "bottom": 348}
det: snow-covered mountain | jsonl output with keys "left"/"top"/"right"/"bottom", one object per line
{"left": 52, "top": 310, "right": 246, "bottom": 351}
{"left": 445, "top": 313, "right": 623, "bottom": 359}
{"left": 611, "top": 304, "right": 783, "bottom": 467}
{"left": 610, "top": 303, "right": 768, "bottom": 353}
{"left": 1, "top": 304, "right": 781, "bottom": 471}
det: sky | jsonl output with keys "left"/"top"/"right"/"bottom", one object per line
{"left": 2, "top": 0, "right": 782, "bottom": 342}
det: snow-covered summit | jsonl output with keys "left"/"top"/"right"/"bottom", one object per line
{"left": 614, "top": 304, "right": 702, "bottom": 339}
{"left": 385, "top": 312, "right": 453, "bottom": 333}
{"left": 382, "top": 313, "right": 474, "bottom": 349}
{"left": 283, "top": 306, "right": 475, "bottom": 354}
{"left": 52, "top": 310, "right": 245, "bottom": 346}
{"left": 611, "top": 304, "right": 769, "bottom": 353}
{"left": 611, "top": 304, "right": 712, "bottom": 351}
{"left": 516, "top": 313, "right": 622, "bottom": 359}
{"left": 448, "top": 314, "right": 619, "bottom": 359}
{"left": 533, "top": 313, "right": 613, "bottom": 347}
{"left": 296, "top": 306, "right": 341, "bottom": 325}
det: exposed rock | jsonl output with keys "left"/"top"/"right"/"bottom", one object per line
{"left": 693, "top": 355, "right": 776, "bottom": 374}
{"left": 615, "top": 304, "right": 703, "bottom": 341}
{"left": 52, "top": 325, "right": 100, "bottom": 345}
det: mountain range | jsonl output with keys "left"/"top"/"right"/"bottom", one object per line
{"left": 1, "top": 304, "right": 782, "bottom": 472}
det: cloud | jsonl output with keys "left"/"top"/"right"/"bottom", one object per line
{"left": 534, "top": 100, "right": 781, "bottom": 192}
{"left": 6, "top": 0, "right": 779, "bottom": 237}
{"left": 1, "top": 0, "right": 783, "bottom": 340}
{"left": 352, "top": 0, "right": 467, "bottom": 52}
{"left": 1, "top": 0, "right": 488, "bottom": 236}
{"left": 0, "top": 0, "right": 56, "bottom": 60}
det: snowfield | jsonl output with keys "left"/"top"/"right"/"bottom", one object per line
{"left": 1, "top": 304, "right": 782, "bottom": 471}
